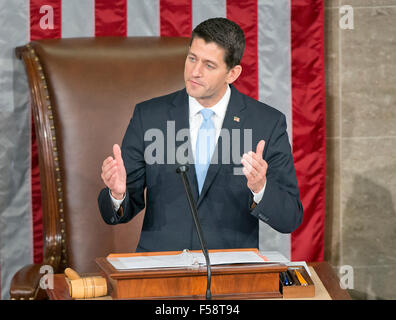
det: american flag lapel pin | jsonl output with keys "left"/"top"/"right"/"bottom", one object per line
{"left": 233, "top": 116, "right": 240, "bottom": 122}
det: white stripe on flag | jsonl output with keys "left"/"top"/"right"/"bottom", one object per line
{"left": 258, "top": 0, "right": 292, "bottom": 138}
{"left": 0, "top": 0, "right": 31, "bottom": 300}
{"left": 257, "top": 0, "right": 292, "bottom": 260}
{"left": 127, "top": 0, "right": 160, "bottom": 36}
{"left": 62, "top": 0, "right": 95, "bottom": 38}
{"left": 192, "top": 0, "right": 226, "bottom": 29}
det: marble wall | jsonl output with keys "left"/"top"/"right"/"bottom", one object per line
{"left": 324, "top": 0, "right": 396, "bottom": 299}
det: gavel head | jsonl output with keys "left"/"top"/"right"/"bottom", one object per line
{"left": 68, "top": 276, "right": 107, "bottom": 299}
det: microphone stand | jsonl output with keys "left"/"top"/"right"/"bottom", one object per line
{"left": 176, "top": 165, "right": 212, "bottom": 300}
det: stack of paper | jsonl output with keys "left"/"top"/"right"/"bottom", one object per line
{"left": 107, "top": 250, "right": 268, "bottom": 270}
{"left": 107, "top": 249, "right": 311, "bottom": 276}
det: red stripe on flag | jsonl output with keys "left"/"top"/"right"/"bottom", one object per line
{"left": 31, "top": 116, "right": 43, "bottom": 264}
{"left": 226, "top": 0, "right": 258, "bottom": 100}
{"left": 160, "top": 0, "right": 192, "bottom": 37}
{"left": 95, "top": 0, "right": 127, "bottom": 37}
{"left": 29, "top": 0, "right": 62, "bottom": 264}
{"left": 30, "top": 0, "right": 61, "bottom": 40}
{"left": 290, "top": 0, "right": 326, "bottom": 262}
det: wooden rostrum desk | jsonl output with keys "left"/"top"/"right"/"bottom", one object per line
{"left": 46, "top": 260, "right": 351, "bottom": 300}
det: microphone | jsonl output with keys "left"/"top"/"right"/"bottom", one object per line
{"left": 176, "top": 164, "right": 212, "bottom": 300}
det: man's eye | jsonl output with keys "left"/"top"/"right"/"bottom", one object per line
{"left": 207, "top": 64, "right": 215, "bottom": 69}
{"left": 189, "top": 56, "right": 196, "bottom": 62}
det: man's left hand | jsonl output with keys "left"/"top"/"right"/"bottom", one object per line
{"left": 241, "top": 140, "right": 268, "bottom": 193}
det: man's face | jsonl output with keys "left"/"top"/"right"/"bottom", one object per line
{"left": 184, "top": 37, "right": 239, "bottom": 108}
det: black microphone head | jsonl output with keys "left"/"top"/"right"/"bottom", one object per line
{"left": 176, "top": 164, "right": 189, "bottom": 174}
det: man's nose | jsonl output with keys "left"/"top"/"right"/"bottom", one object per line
{"left": 192, "top": 62, "right": 203, "bottom": 77}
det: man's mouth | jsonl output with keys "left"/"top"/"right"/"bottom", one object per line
{"left": 189, "top": 79, "right": 204, "bottom": 87}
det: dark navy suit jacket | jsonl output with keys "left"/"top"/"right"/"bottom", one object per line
{"left": 98, "top": 85, "right": 303, "bottom": 252}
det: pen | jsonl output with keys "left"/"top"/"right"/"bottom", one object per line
{"left": 284, "top": 271, "right": 293, "bottom": 285}
{"left": 287, "top": 269, "right": 299, "bottom": 285}
{"left": 281, "top": 272, "right": 290, "bottom": 286}
{"left": 279, "top": 271, "right": 285, "bottom": 285}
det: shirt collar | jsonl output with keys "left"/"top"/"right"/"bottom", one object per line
{"left": 188, "top": 85, "right": 231, "bottom": 119}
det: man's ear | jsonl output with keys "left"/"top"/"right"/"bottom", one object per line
{"left": 226, "top": 65, "right": 242, "bottom": 84}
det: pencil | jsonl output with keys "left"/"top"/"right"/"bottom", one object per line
{"left": 294, "top": 269, "right": 308, "bottom": 286}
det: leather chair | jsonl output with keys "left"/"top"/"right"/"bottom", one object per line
{"left": 10, "top": 37, "right": 189, "bottom": 299}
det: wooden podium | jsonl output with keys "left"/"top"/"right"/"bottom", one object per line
{"left": 95, "top": 250, "right": 288, "bottom": 300}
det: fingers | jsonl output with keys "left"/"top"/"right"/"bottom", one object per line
{"left": 241, "top": 153, "right": 267, "bottom": 184}
{"left": 102, "top": 156, "right": 114, "bottom": 171}
{"left": 102, "top": 164, "right": 118, "bottom": 182}
{"left": 241, "top": 141, "right": 268, "bottom": 193}
{"left": 102, "top": 144, "right": 124, "bottom": 176}
{"left": 103, "top": 156, "right": 113, "bottom": 166}
{"left": 101, "top": 155, "right": 119, "bottom": 185}
{"left": 101, "top": 145, "right": 126, "bottom": 195}
{"left": 242, "top": 150, "right": 266, "bottom": 172}
{"left": 242, "top": 166, "right": 256, "bottom": 182}
{"left": 241, "top": 152, "right": 261, "bottom": 177}
{"left": 242, "top": 140, "right": 267, "bottom": 175}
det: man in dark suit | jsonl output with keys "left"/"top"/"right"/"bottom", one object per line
{"left": 98, "top": 18, "right": 303, "bottom": 252}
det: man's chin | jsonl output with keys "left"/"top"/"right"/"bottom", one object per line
{"left": 185, "top": 85, "right": 202, "bottom": 99}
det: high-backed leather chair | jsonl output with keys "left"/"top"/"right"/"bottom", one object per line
{"left": 10, "top": 37, "right": 189, "bottom": 299}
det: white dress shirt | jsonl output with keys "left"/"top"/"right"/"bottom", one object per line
{"left": 111, "top": 85, "right": 265, "bottom": 210}
{"left": 188, "top": 85, "right": 230, "bottom": 159}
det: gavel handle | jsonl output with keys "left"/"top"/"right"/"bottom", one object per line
{"left": 64, "top": 268, "right": 81, "bottom": 280}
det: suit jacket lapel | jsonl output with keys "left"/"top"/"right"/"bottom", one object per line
{"left": 197, "top": 85, "right": 247, "bottom": 208}
{"left": 169, "top": 89, "right": 199, "bottom": 203}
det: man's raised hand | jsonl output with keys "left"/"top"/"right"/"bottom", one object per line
{"left": 101, "top": 144, "right": 126, "bottom": 200}
{"left": 241, "top": 140, "right": 268, "bottom": 194}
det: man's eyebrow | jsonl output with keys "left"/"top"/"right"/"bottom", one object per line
{"left": 203, "top": 59, "right": 218, "bottom": 66}
{"left": 188, "top": 51, "right": 218, "bottom": 66}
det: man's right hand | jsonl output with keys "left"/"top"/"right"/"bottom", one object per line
{"left": 101, "top": 144, "right": 126, "bottom": 200}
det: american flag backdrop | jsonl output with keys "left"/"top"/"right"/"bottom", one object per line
{"left": 0, "top": 0, "right": 325, "bottom": 299}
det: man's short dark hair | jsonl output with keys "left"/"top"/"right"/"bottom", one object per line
{"left": 189, "top": 18, "right": 245, "bottom": 70}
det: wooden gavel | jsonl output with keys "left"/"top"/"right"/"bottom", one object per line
{"left": 64, "top": 268, "right": 107, "bottom": 299}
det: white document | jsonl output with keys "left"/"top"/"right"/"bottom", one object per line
{"left": 107, "top": 253, "right": 191, "bottom": 270}
{"left": 285, "top": 261, "right": 311, "bottom": 277}
{"left": 259, "top": 251, "right": 289, "bottom": 263}
{"left": 107, "top": 250, "right": 268, "bottom": 270}
{"left": 259, "top": 250, "right": 311, "bottom": 276}
{"left": 190, "top": 251, "right": 267, "bottom": 266}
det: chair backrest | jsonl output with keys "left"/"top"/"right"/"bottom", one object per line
{"left": 17, "top": 37, "right": 189, "bottom": 273}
